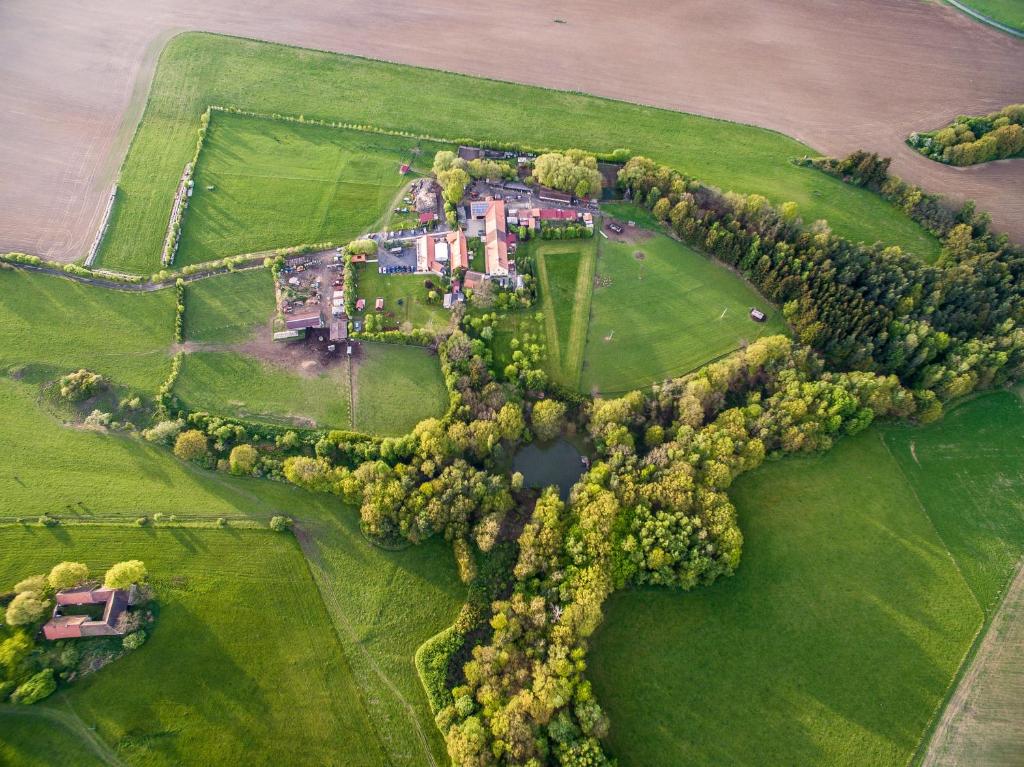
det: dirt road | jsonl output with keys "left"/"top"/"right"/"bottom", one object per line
{"left": 0, "top": 0, "right": 1021, "bottom": 261}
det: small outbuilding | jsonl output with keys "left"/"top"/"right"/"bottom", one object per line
{"left": 375, "top": 298, "right": 384, "bottom": 311}
{"left": 750, "top": 308, "right": 767, "bottom": 322}
{"left": 356, "top": 298, "right": 366, "bottom": 311}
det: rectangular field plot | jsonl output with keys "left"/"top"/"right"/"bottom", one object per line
{"left": 0, "top": 526, "right": 387, "bottom": 767}
{"left": 591, "top": 425, "right": 985, "bottom": 767}
{"left": 533, "top": 239, "right": 596, "bottom": 389}
{"left": 353, "top": 265, "right": 451, "bottom": 333}
{"left": 174, "top": 351, "right": 351, "bottom": 430}
{"left": 175, "top": 114, "right": 441, "bottom": 266}
{"left": 184, "top": 269, "right": 276, "bottom": 344}
{"left": 581, "top": 227, "right": 788, "bottom": 395}
{"left": 352, "top": 343, "right": 449, "bottom": 436}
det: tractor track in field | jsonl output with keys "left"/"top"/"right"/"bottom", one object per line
{"left": 0, "top": 704, "right": 126, "bottom": 767}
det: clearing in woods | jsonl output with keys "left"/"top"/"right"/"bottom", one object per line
{"left": 169, "top": 113, "right": 441, "bottom": 268}
{"left": 581, "top": 211, "right": 787, "bottom": 395}
{"left": 533, "top": 239, "right": 597, "bottom": 389}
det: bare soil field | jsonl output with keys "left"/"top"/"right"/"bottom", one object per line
{"left": 0, "top": 0, "right": 1021, "bottom": 262}
{"left": 922, "top": 560, "right": 1024, "bottom": 767}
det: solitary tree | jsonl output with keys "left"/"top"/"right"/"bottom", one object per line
{"left": 531, "top": 400, "right": 567, "bottom": 442}
{"left": 229, "top": 444, "right": 259, "bottom": 476}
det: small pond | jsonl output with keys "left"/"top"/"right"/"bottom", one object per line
{"left": 511, "top": 438, "right": 588, "bottom": 500}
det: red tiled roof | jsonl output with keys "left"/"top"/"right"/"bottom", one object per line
{"left": 484, "top": 199, "right": 508, "bottom": 275}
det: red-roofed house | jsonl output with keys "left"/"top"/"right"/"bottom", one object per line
{"left": 484, "top": 199, "right": 509, "bottom": 277}
{"left": 416, "top": 229, "right": 469, "bottom": 274}
{"left": 419, "top": 211, "right": 438, "bottom": 224}
{"left": 43, "top": 586, "right": 134, "bottom": 640}
{"left": 399, "top": 163, "right": 410, "bottom": 175}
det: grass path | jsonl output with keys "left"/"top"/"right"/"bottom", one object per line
{"left": 535, "top": 250, "right": 564, "bottom": 375}
{"left": 293, "top": 522, "right": 441, "bottom": 767}
{"left": 563, "top": 240, "right": 597, "bottom": 390}
{"left": 0, "top": 706, "right": 125, "bottom": 767}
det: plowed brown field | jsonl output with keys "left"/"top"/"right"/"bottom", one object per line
{"left": 0, "top": 0, "right": 1021, "bottom": 261}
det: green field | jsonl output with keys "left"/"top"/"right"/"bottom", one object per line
{"left": 533, "top": 239, "right": 597, "bottom": 389}
{"left": 354, "top": 265, "right": 451, "bottom": 333}
{"left": 0, "top": 373, "right": 464, "bottom": 766}
{"left": 591, "top": 391, "right": 1024, "bottom": 766}
{"left": 951, "top": 0, "right": 1024, "bottom": 31}
{"left": 0, "top": 709, "right": 110, "bottom": 767}
{"left": 0, "top": 268, "right": 173, "bottom": 392}
{"left": 352, "top": 343, "right": 450, "bottom": 436}
{"left": 174, "top": 351, "right": 351, "bottom": 429}
{"left": 96, "top": 32, "right": 940, "bottom": 272}
{"left": 581, "top": 225, "right": 788, "bottom": 394}
{"left": 171, "top": 113, "right": 439, "bottom": 267}
{"left": 184, "top": 268, "right": 276, "bottom": 343}
{"left": 0, "top": 526, "right": 387, "bottom": 767}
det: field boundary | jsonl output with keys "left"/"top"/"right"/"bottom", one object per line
{"left": 920, "top": 557, "right": 1024, "bottom": 766}
{"left": 941, "top": 0, "right": 1024, "bottom": 37}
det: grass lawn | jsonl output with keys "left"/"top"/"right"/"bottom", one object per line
{"left": 591, "top": 424, "right": 985, "bottom": 767}
{"left": 532, "top": 238, "right": 597, "bottom": 389}
{"left": 354, "top": 264, "right": 451, "bottom": 333}
{"left": 174, "top": 351, "right": 351, "bottom": 430}
{"left": 0, "top": 377, "right": 336, "bottom": 522}
{"left": 352, "top": 343, "right": 449, "bottom": 436}
{"left": 96, "top": 32, "right": 940, "bottom": 272}
{"left": 183, "top": 268, "right": 276, "bottom": 343}
{"left": 0, "top": 710, "right": 108, "bottom": 767}
{"left": 0, "top": 526, "right": 387, "bottom": 767}
{"left": 173, "top": 112, "right": 440, "bottom": 266}
{"left": 581, "top": 225, "right": 788, "bottom": 394}
{"left": 883, "top": 390, "right": 1024, "bottom": 613}
{"left": 0, "top": 268, "right": 173, "bottom": 392}
{"left": 952, "top": 0, "right": 1024, "bottom": 30}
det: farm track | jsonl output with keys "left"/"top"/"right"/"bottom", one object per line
{"left": 564, "top": 243, "right": 597, "bottom": 390}
{"left": 535, "top": 251, "right": 565, "bottom": 381}
{"left": 1, "top": 0, "right": 1022, "bottom": 262}
{"left": 0, "top": 704, "right": 126, "bottom": 766}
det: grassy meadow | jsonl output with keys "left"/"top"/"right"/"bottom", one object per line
{"left": 183, "top": 268, "right": 275, "bottom": 343}
{"left": 533, "top": 239, "right": 597, "bottom": 389}
{"left": 174, "top": 351, "right": 351, "bottom": 429}
{"left": 591, "top": 390, "right": 1024, "bottom": 766}
{"left": 0, "top": 268, "right": 173, "bottom": 392}
{"left": 174, "top": 113, "right": 439, "bottom": 266}
{"left": 352, "top": 343, "right": 450, "bottom": 436}
{"left": 96, "top": 32, "right": 940, "bottom": 272}
{"left": 0, "top": 526, "right": 387, "bottom": 767}
{"left": 581, "top": 224, "right": 787, "bottom": 394}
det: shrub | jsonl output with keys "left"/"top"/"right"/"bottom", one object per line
{"left": 216, "top": 517, "right": 228, "bottom": 528}
{"left": 104, "top": 560, "right": 147, "bottom": 589}
{"left": 83, "top": 409, "right": 112, "bottom": 429}
{"left": 123, "top": 630, "right": 147, "bottom": 651}
{"left": 229, "top": 443, "right": 259, "bottom": 476}
{"left": 13, "top": 575, "right": 46, "bottom": 594}
{"left": 47, "top": 561, "right": 89, "bottom": 591}
{"left": 10, "top": 669, "right": 56, "bottom": 705}
{"left": 269, "top": 515, "right": 293, "bottom": 532}
{"left": 173, "top": 429, "right": 208, "bottom": 462}
{"left": 143, "top": 418, "right": 184, "bottom": 444}
{"left": 135, "top": 516, "right": 148, "bottom": 527}
{"left": 58, "top": 369, "right": 104, "bottom": 401}
{"left": 5, "top": 591, "right": 50, "bottom": 626}
{"left": 415, "top": 624, "right": 465, "bottom": 714}
{"left": 37, "top": 514, "right": 59, "bottom": 527}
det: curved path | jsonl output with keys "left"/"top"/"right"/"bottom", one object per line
{"left": 0, "top": 704, "right": 126, "bottom": 767}
{"left": 0, "top": 0, "right": 1021, "bottom": 263}
{"left": 943, "top": 0, "right": 1024, "bottom": 38}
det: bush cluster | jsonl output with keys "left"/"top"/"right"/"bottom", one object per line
{"left": 908, "top": 104, "right": 1024, "bottom": 165}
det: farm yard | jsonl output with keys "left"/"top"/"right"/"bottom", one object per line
{"left": 0, "top": 12, "right": 1022, "bottom": 767}
{"left": 580, "top": 216, "right": 787, "bottom": 395}
{"left": 591, "top": 389, "right": 1024, "bottom": 767}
